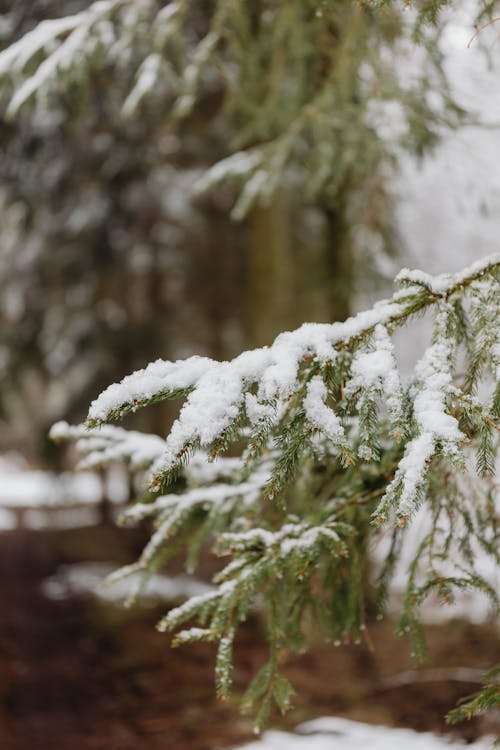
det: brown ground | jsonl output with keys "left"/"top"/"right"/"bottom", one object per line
{"left": 0, "top": 525, "right": 498, "bottom": 750}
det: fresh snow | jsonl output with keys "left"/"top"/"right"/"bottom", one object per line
{"left": 278, "top": 525, "right": 341, "bottom": 556}
{"left": 395, "top": 255, "right": 500, "bottom": 295}
{"left": 0, "top": 15, "right": 83, "bottom": 76}
{"left": 159, "top": 586, "right": 230, "bottom": 632}
{"left": 8, "top": 24, "right": 88, "bottom": 115}
{"left": 378, "top": 306, "right": 465, "bottom": 520}
{"left": 195, "top": 149, "right": 263, "bottom": 194}
{"left": 390, "top": 433, "right": 436, "bottom": 519}
{"left": 88, "top": 355, "right": 213, "bottom": 421}
{"left": 122, "top": 53, "right": 163, "bottom": 115}
{"left": 303, "top": 376, "right": 344, "bottom": 440}
{"left": 124, "top": 466, "right": 269, "bottom": 524}
{"left": 347, "top": 324, "right": 402, "bottom": 421}
{"left": 87, "top": 255, "right": 498, "bottom": 486}
{"left": 185, "top": 452, "right": 244, "bottom": 484}
{"left": 221, "top": 522, "right": 342, "bottom": 558}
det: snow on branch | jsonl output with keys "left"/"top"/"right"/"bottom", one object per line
{"left": 122, "top": 464, "right": 268, "bottom": 527}
{"left": 51, "top": 419, "right": 244, "bottom": 483}
{"left": 395, "top": 255, "right": 500, "bottom": 295}
{"left": 50, "top": 420, "right": 166, "bottom": 471}
{"left": 85, "top": 254, "right": 499, "bottom": 510}
{"left": 87, "top": 355, "right": 212, "bottom": 423}
{"left": 53, "top": 256, "right": 500, "bottom": 727}
{"left": 157, "top": 521, "right": 346, "bottom": 625}
{"left": 303, "top": 376, "right": 345, "bottom": 442}
{"left": 0, "top": 0, "right": 202, "bottom": 119}
{"left": 217, "top": 520, "right": 350, "bottom": 562}
{"left": 0, "top": 0, "right": 130, "bottom": 116}
{"left": 373, "top": 303, "right": 466, "bottom": 524}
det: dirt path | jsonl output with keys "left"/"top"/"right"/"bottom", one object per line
{"left": 0, "top": 528, "right": 255, "bottom": 750}
{"left": 0, "top": 527, "right": 497, "bottom": 750}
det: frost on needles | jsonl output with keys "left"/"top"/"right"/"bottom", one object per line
{"left": 52, "top": 255, "right": 500, "bottom": 728}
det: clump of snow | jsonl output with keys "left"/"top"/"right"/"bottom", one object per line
{"left": 278, "top": 524, "right": 341, "bottom": 557}
{"left": 0, "top": 15, "right": 82, "bottom": 76}
{"left": 378, "top": 306, "right": 465, "bottom": 520}
{"left": 236, "top": 716, "right": 493, "bottom": 749}
{"left": 159, "top": 585, "right": 232, "bottom": 632}
{"left": 195, "top": 149, "right": 263, "bottom": 194}
{"left": 352, "top": 345, "right": 393, "bottom": 385}
{"left": 222, "top": 521, "right": 342, "bottom": 556}
{"left": 124, "top": 467, "right": 268, "bottom": 526}
{"left": 392, "top": 433, "right": 436, "bottom": 519}
{"left": 88, "top": 355, "right": 212, "bottom": 422}
{"left": 410, "top": 306, "right": 460, "bottom": 442}
{"left": 347, "top": 324, "right": 402, "bottom": 421}
{"left": 303, "top": 376, "right": 344, "bottom": 440}
{"left": 185, "top": 452, "right": 243, "bottom": 485}
{"left": 396, "top": 256, "right": 499, "bottom": 295}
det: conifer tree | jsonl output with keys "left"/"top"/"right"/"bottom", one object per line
{"left": 0, "top": 0, "right": 463, "bottom": 286}
{"left": 0, "top": 0, "right": 469, "bottom": 454}
{"left": 52, "top": 256, "right": 500, "bottom": 729}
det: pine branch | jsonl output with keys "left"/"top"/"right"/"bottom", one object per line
{"left": 85, "top": 256, "right": 499, "bottom": 494}
{"left": 52, "top": 256, "right": 500, "bottom": 726}
{"left": 446, "top": 665, "right": 500, "bottom": 732}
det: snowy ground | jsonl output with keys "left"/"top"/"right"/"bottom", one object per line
{"left": 42, "top": 561, "right": 213, "bottom": 604}
{"left": 234, "top": 718, "right": 494, "bottom": 750}
{"left": 0, "top": 454, "right": 129, "bottom": 530}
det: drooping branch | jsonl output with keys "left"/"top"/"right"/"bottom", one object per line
{"left": 52, "top": 255, "right": 500, "bottom": 728}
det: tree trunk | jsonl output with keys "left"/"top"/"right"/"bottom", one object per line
{"left": 245, "top": 194, "right": 352, "bottom": 349}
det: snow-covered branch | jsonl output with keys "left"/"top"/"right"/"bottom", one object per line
{"left": 0, "top": 0, "right": 131, "bottom": 116}
{"left": 86, "top": 255, "right": 499, "bottom": 518}
{"left": 52, "top": 256, "right": 500, "bottom": 726}
{"left": 50, "top": 420, "right": 166, "bottom": 471}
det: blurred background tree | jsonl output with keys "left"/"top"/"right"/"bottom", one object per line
{"left": 0, "top": 0, "right": 463, "bottom": 461}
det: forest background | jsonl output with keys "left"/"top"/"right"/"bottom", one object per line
{"left": 1, "top": 0, "right": 498, "bottom": 463}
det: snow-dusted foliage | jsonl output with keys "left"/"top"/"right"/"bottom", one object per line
{"left": 50, "top": 420, "right": 166, "bottom": 471}
{"left": 0, "top": 0, "right": 460, "bottom": 222}
{"left": 56, "top": 257, "right": 500, "bottom": 728}
{"left": 0, "top": 0, "right": 474, "bottom": 459}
